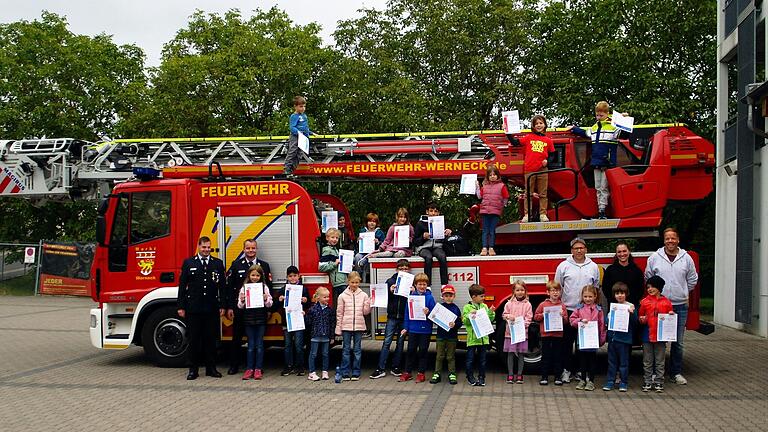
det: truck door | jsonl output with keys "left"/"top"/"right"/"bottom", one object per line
{"left": 605, "top": 145, "right": 670, "bottom": 218}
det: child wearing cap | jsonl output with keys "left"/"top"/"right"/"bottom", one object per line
{"left": 430, "top": 284, "right": 462, "bottom": 385}
{"left": 638, "top": 275, "right": 674, "bottom": 393}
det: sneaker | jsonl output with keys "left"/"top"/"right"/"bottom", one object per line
{"left": 642, "top": 383, "right": 652, "bottom": 392}
{"left": 477, "top": 376, "right": 486, "bottom": 386}
{"left": 521, "top": 215, "right": 529, "bottom": 223}
{"left": 280, "top": 368, "right": 293, "bottom": 376}
{"left": 585, "top": 380, "right": 595, "bottom": 391}
{"left": 415, "top": 373, "right": 426, "bottom": 383}
{"left": 448, "top": 373, "right": 458, "bottom": 385}
{"left": 515, "top": 375, "right": 524, "bottom": 384}
{"left": 321, "top": 371, "right": 329, "bottom": 380}
{"left": 655, "top": 383, "right": 664, "bottom": 393}
{"left": 539, "top": 379, "right": 549, "bottom": 386}
{"left": 390, "top": 368, "right": 402, "bottom": 376}
{"left": 602, "top": 382, "right": 614, "bottom": 391}
{"left": 350, "top": 376, "right": 360, "bottom": 381}
{"left": 574, "top": 372, "right": 583, "bottom": 382}
{"left": 370, "top": 369, "right": 386, "bottom": 379}
{"left": 598, "top": 210, "right": 607, "bottom": 219}
{"left": 506, "top": 375, "right": 515, "bottom": 384}
{"left": 466, "top": 375, "right": 477, "bottom": 386}
{"left": 342, "top": 375, "right": 351, "bottom": 381}
{"left": 539, "top": 214, "right": 549, "bottom": 222}
{"left": 295, "top": 368, "right": 305, "bottom": 376}
{"left": 242, "top": 369, "right": 254, "bottom": 380}
{"left": 480, "top": 248, "right": 488, "bottom": 256}
{"left": 253, "top": 369, "right": 263, "bottom": 380}
{"left": 307, "top": 372, "right": 320, "bottom": 381}
{"left": 554, "top": 379, "right": 563, "bottom": 386}
{"left": 430, "top": 373, "right": 441, "bottom": 384}
{"left": 488, "top": 248, "right": 496, "bottom": 256}
{"left": 673, "top": 374, "right": 688, "bottom": 385}
{"left": 561, "top": 370, "right": 571, "bottom": 383}
{"left": 619, "top": 384, "right": 628, "bottom": 392}
{"left": 399, "top": 372, "right": 413, "bottom": 382}
{"left": 575, "top": 380, "right": 586, "bottom": 390}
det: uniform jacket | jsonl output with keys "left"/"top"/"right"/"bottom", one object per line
{"left": 462, "top": 302, "right": 496, "bottom": 346}
{"left": 307, "top": 302, "right": 336, "bottom": 339}
{"left": 502, "top": 297, "right": 533, "bottom": 338}
{"left": 638, "top": 294, "right": 673, "bottom": 343}
{"left": 335, "top": 288, "right": 371, "bottom": 334}
{"left": 569, "top": 303, "right": 607, "bottom": 347}
{"left": 533, "top": 299, "right": 568, "bottom": 338}
{"left": 644, "top": 247, "right": 699, "bottom": 305}
{"left": 177, "top": 255, "right": 226, "bottom": 314}
{"left": 226, "top": 256, "right": 272, "bottom": 308}
{"left": 403, "top": 289, "right": 437, "bottom": 334}
{"left": 236, "top": 283, "right": 273, "bottom": 325}
{"left": 385, "top": 272, "right": 408, "bottom": 321}
{"left": 477, "top": 180, "right": 509, "bottom": 216}
{"left": 319, "top": 244, "right": 347, "bottom": 287}
{"left": 554, "top": 256, "right": 601, "bottom": 310}
{"left": 572, "top": 120, "right": 622, "bottom": 168}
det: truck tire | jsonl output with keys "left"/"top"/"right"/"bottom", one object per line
{"left": 141, "top": 306, "right": 188, "bottom": 367}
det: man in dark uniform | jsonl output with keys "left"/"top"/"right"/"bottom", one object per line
{"left": 177, "top": 236, "right": 226, "bottom": 380}
{"left": 226, "top": 238, "right": 272, "bottom": 375}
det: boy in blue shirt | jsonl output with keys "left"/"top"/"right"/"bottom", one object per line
{"left": 285, "top": 95, "right": 316, "bottom": 177}
{"left": 602, "top": 282, "right": 638, "bottom": 392}
{"left": 430, "top": 284, "right": 462, "bottom": 385}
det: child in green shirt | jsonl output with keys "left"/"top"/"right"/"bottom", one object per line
{"left": 462, "top": 284, "right": 496, "bottom": 386}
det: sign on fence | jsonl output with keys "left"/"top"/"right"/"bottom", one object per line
{"left": 39, "top": 242, "right": 94, "bottom": 296}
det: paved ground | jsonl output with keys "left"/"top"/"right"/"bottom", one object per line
{"left": 0, "top": 295, "right": 765, "bottom": 431}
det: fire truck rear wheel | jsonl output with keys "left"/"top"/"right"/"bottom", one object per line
{"left": 142, "top": 306, "right": 188, "bottom": 367}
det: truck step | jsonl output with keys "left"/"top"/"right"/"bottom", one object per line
{"left": 105, "top": 334, "right": 129, "bottom": 339}
{"left": 107, "top": 313, "right": 134, "bottom": 319}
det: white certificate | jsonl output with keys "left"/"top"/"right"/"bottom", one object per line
{"left": 428, "top": 303, "right": 458, "bottom": 332}
{"left": 428, "top": 216, "right": 445, "bottom": 240}
{"left": 358, "top": 232, "right": 375, "bottom": 253}
{"left": 611, "top": 111, "right": 634, "bottom": 133}
{"left": 298, "top": 132, "right": 310, "bottom": 154}
{"left": 459, "top": 174, "right": 478, "bottom": 195}
{"left": 244, "top": 283, "right": 264, "bottom": 309}
{"left": 543, "top": 306, "right": 564, "bottom": 332}
{"left": 578, "top": 320, "right": 599, "bottom": 350}
{"left": 657, "top": 313, "right": 678, "bottom": 342}
{"left": 508, "top": 316, "right": 527, "bottom": 344}
{"left": 321, "top": 211, "right": 338, "bottom": 233}
{"left": 338, "top": 249, "right": 354, "bottom": 274}
{"left": 283, "top": 284, "right": 303, "bottom": 310}
{"left": 370, "top": 283, "right": 388, "bottom": 308}
{"left": 394, "top": 225, "right": 410, "bottom": 248}
{"left": 286, "top": 310, "right": 305, "bottom": 332}
{"left": 469, "top": 308, "right": 494, "bottom": 338}
{"left": 608, "top": 303, "right": 631, "bottom": 333}
{"left": 394, "top": 271, "right": 414, "bottom": 297}
{"left": 408, "top": 295, "right": 427, "bottom": 321}
{"left": 502, "top": 110, "right": 521, "bottom": 134}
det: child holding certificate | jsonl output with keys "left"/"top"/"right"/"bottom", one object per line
{"left": 306, "top": 287, "right": 335, "bottom": 381}
{"left": 430, "top": 284, "right": 462, "bottom": 385}
{"left": 370, "top": 208, "right": 415, "bottom": 258}
{"left": 399, "top": 273, "right": 436, "bottom": 383}
{"left": 462, "top": 284, "right": 496, "bottom": 386}
{"left": 502, "top": 280, "right": 533, "bottom": 384}
{"left": 278, "top": 266, "right": 309, "bottom": 376}
{"left": 319, "top": 228, "right": 347, "bottom": 304}
{"left": 475, "top": 164, "right": 509, "bottom": 256}
{"left": 236, "top": 265, "right": 273, "bottom": 380}
{"left": 335, "top": 272, "right": 371, "bottom": 381}
{"left": 569, "top": 285, "right": 606, "bottom": 391}
{"left": 370, "top": 259, "right": 411, "bottom": 379}
{"left": 638, "top": 276, "right": 673, "bottom": 393}
{"left": 534, "top": 281, "right": 568, "bottom": 385}
{"left": 602, "top": 282, "right": 638, "bottom": 392}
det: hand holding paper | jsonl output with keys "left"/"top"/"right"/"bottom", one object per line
{"left": 459, "top": 174, "right": 478, "bottom": 195}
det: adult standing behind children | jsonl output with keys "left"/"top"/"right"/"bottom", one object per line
{"left": 602, "top": 242, "right": 644, "bottom": 310}
{"left": 285, "top": 95, "right": 317, "bottom": 178}
{"left": 476, "top": 164, "right": 509, "bottom": 256}
{"left": 554, "top": 237, "right": 600, "bottom": 384}
{"left": 413, "top": 202, "right": 452, "bottom": 286}
{"left": 567, "top": 101, "right": 626, "bottom": 219}
{"left": 644, "top": 228, "right": 698, "bottom": 385}
{"left": 507, "top": 115, "right": 555, "bottom": 222}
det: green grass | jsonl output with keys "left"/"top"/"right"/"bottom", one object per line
{"left": 699, "top": 297, "right": 713, "bottom": 316}
{"left": 0, "top": 272, "right": 36, "bottom": 296}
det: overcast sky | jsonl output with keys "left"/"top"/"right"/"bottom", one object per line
{"left": 0, "top": 0, "right": 388, "bottom": 67}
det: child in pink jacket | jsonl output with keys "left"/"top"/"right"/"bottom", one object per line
{"left": 502, "top": 280, "right": 533, "bottom": 383}
{"left": 569, "top": 284, "right": 606, "bottom": 391}
{"left": 335, "top": 271, "right": 371, "bottom": 380}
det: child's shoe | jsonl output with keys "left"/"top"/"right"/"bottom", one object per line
{"left": 280, "top": 367, "right": 293, "bottom": 376}
{"left": 466, "top": 375, "right": 476, "bottom": 386}
{"left": 477, "top": 376, "right": 486, "bottom": 386}
{"left": 560, "top": 370, "right": 571, "bottom": 383}
{"left": 429, "top": 373, "right": 441, "bottom": 384}
{"left": 520, "top": 215, "right": 529, "bottom": 223}
{"left": 321, "top": 371, "right": 329, "bottom": 380}
{"left": 253, "top": 369, "right": 263, "bottom": 380}
{"left": 399, "top": 372, "right": 413, "bottom": 382}
{"left": 642, "top": 382, "right": 652, "bottom": 392}
{"left": 539, "top": 378, "right": 548, "bottom": 386}
{"left": 448, "top": 373, "right": 458, "bottom": 385}
{"left": 602, "top": 382, "right": 614, "bottom": 391}
{"left": 295, "top": 368, "right": 305, "bottom": 376}
{"left": 618, "top": 384, "right": 628, "bottom": 392}
{"left": 390, "top": 368, "right": 402, "bottom": 377}
{"left": 575, "top": 380, "right": 586, "bottom": 390}
{"left": 654, "top": 383, "right": 664, "bottom": 393}
{"left": 515, "top": 375, "right": 524, "bottom": 384}
{"left": 585, "top": 380, "right": 595, "bottom": 391}
{"left": 350, "top": 376, "right": 360, "bottom": 381}
{"left": 554, "top": 379, "right": 563, "bottom": 386}
{"left": 673, "top": 374, "right": 688, "bottom": 385}
{"left": 415, "top": 372, "right": 426, "bottom": 383}
{"left": 242, "top": 369, "right": 254, "bottom": 380}
{"left": 488, "top": 248, "right": 496, "bottom": 256}
{"left": 480, "top": 248, "right": 488, "bottom": 256}
{"left": 506, "top": 375, "right": 514, "bottom": 384}
{"left": 369, "top": 369, "right": 386, "bottom": 379}
{"left": 307, "top": 372, "right": 320, "bottom": 381}
{"left": 342, "top": 375, "right": 351, "bottom": 381}
{"left": 539, "top": 214, "right": 549, "bottom": 222}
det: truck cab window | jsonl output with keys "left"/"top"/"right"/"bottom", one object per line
{"left": 130, "top": 192, "right": 171, "bottom": 243}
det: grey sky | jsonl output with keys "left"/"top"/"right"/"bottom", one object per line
{"left": 0, "top": 0, "right": 387, "bottom": 67}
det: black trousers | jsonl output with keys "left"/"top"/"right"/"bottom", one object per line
{"left": 405, "top": 333, "right": 430, "bottom": 373}
{"left": 578, "top": 350, "right": 598, "bottom": 382}
{"left": 186, "top": 312, "right": 219, "bottom": 370}
{"left": 562, "top": 320, "right": 577, "bottom": 372}
{"left": 540, "top": 337, "right": 564, "bottom": 379}
{"left": 229, "top": 308, "right": 246, "bottom": 368}
{"left": 419, "top": 247, "right": 449, "bottom": 286}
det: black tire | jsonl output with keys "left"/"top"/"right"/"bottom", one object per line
{"left": 141, "top": 305, "right": 189, "bottom": 367}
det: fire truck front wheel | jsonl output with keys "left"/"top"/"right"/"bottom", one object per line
{"left": 141, "top": 306, "right": 189, "bottom": 367}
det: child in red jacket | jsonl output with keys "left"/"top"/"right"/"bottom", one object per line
{"left": 638, "top": 275, "right": 674, "bottom": 393}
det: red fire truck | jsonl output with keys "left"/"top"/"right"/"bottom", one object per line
{"left": 1, "top": 124, "right": 713, "bottom": 366}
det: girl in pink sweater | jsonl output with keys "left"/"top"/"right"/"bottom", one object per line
{"left": 502, "top": 280, "right": 533, "bottom": 383}
{"left": 335, "top": 271, "right": 371, "bottom": 380}
{"left": 475, "top": 164, "right": 509, "bottom": 256}
{"left": 569, "top": 285, "right": 606, "bottom": 391}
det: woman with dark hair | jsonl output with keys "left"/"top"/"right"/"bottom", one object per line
{"left": 602, "top": 242, "right": 644, "bottom": 308}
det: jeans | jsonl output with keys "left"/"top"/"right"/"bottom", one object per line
{"left": 643, "top": 342, "right": 666, "bottom": 384}
{"left": 377, "top": 318, "right": 405, "bottom": 370}
{"left": 308, "top": 339, "right": 330, "bottom": 373}
{"left": 405, "top": 333, "right": 430, "bottom": 373}
{"left": 435, "top": 339, "right": 457, "bottom": 373}
{"left": 283, "top": 328, "right": 305, "bottom": 368}
{"left": 669, "top": 303, "right": 688, "bottom": 377}
{"left": 419, "top": 247, "right": 448, "bottom": 286}
{"left": 481, "top": 214, "right": 499, "bottom": 248}
{"left": 466, "top": 345, "right": 487, "bottom": 378}
{"left": 540, "top": 337, "right": 563, "bottom": 380}
{"left": 340, "top": 330, "right": 363, "bottom": 377}
{"left": 354, "top": 253, "right": 369, "bottom": 280}
{"left": 245, "top": 324, "right": 266, "bottom": 370}
{"left": 606, "top": 341, "right": 630, "bottom": 386}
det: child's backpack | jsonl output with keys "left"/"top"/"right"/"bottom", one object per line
{"left": 443, "top": 233, "right": 470, "bottom": 256}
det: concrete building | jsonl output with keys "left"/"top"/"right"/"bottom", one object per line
{"left": 715, "top": 0, "right": 767, "bottom": 337}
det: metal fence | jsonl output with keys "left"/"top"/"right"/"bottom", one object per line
{"left": 0, "top": 242, "right": 42, "bottom": 294}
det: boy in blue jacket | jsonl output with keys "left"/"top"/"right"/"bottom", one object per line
{"left": 430, "top": 284, "right": 462, "bottom": 385}
{"left": 602, "top": 282, "right": 638, "bottom": 392}
{"left": 370, "top": 259, "right": 410, "bottom": 379}
{"left": 399, "top": 273, "right": 436, "bottom": 383}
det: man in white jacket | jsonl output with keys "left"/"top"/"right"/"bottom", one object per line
{"left": 644, "top": 228, "right": 698, "bottom": 385}
{"left": 554, "top": 237, "right": 601, "bottom": 383}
